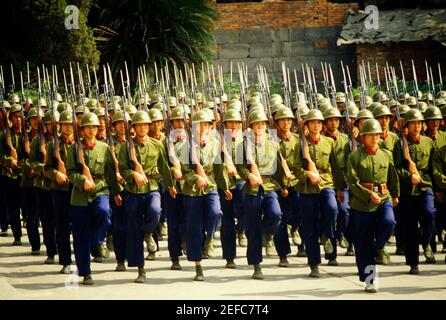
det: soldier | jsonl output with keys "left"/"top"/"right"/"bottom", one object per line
{"left": 292, "top": 109, "right": 342, "bottom": 277}
{"left": 118, "top": 111, "right": 175, "bottom": 283}
{"left": 181, "top": 109, "right": 230, "bottom": 281}
{"left": 29, "top": 110, "right": 58, "bottom": 264}
{"left": 66, "top": 112, "right": 123, "bottom": 285}
{"left": 44, "top": 110, "right": 74, "bottom": 273}
{"left": 323, "top": 107, "right": 353, "bottom": 258}
{"left": 271, "top": 107, "right": 301, "bottom": 267}
{"left": 346, "top": 118, "right": 399, "bottom": 293}
{"left": 236, "top": 110, "right": 283, "bottom": 279}
{"left": 374, "top": 105, "right": 400, "bottom": 153}
{"left": 432, "top": 143, "right": 446, "bottom": 260}
{"left": 94, "top": 107, "right": 107, "bottom": 141}
{"left": 0, "top": 103, "right": 24, "bottom": 245}
{"left": 394, "top": 109, "right": 436, "bottom": 274}
{"left": 219, "top": 108, "right": 245, "bottom": 269}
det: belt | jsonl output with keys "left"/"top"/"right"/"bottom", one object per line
{"left": 318, "top": 169, "right": 328, "bottom": 174}
{"left": 360, "top": 182, "right": 389, "bottom": 195}
{"left": 261, "top": 175, "right": 271, "bottom": 179}
{"left": 91, "top": 175, "right": 104, "bottom": 180}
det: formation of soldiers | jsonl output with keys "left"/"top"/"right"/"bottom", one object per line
{"left": 0, "top": 60, "right": 445, "bottom": 294}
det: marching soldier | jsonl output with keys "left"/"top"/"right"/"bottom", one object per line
{"left": 44, "top": 110, "right": 74, "bottom": 273}
{"left": 394, "top": 109, "right": 436, "bottom": 274}
{"left": 67, "top": 112, "right": 123, "bottom": 285}
{"left": 346, "top": 118, "right": 399, "bottom": 293}
{"left": 118, "top": 110, "right": 175, "bottom": 283}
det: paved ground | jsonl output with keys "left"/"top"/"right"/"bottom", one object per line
{"left": 0, "top": 229, "right": 445, "bottom": 300}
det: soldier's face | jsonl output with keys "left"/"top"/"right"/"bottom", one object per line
{"left": 114, "top": 121, "right": 125, "bottom": 135}
{"left": 45, "top": 124, "right": 53, "bottom": 134}
{"left": 426, "top": 120, "right": 440, "bottom": 132}
{"left": 134, "top": 123, "right": 149, "bottom": 137}
{"left": 251, "top": 121, "right": 267, "bottom": 137}
{"left": 363, "top": 133, "right": 380, "bottom": 149}
{"left": 357, "top": 119, "right": 366, "bottom": 130}
{"left": 197, "top": 122, "right": 210, "bottom": 136}
{"left": 61, "top": 124, "right": 73, "bottom": 136}
{"left": 10, "top": 113, "right": 21, "bottom": 129}
{"left": 407, "top": 121, "right": 423, "bottom": 136}
{"left": 307, "top": 120, "right": 322, "bottom": 135}
{"left": 150, "top": 120, "right": 164, "bottom": 133}
{"left": 29, "top": 118, "right": 38, "bottom": 130}
{"left": 98, "top": 116, "right": 106, "bottom": 130}
{"left": 172, "top": 119, "right": 185, "bottom": 130}
{"left": 277, "top": 118, "right": 293, "bottom": 132}
{"left": 325, "top": 118, "right": 340, "bottom": 132}
{"left": 83, "top": 125, "right": 98, "bottom": 139}
{"left": 377, "top": 115, "right": 391, "bottom": 130}
{"left": 225, "top": 121, "right": 241, "bottom": 131}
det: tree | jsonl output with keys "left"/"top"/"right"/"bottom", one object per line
{"left": 89, "top": 0, "right": 217, "bottom": 91}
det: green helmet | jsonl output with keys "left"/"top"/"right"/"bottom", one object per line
{"left": 151, "top": 102, "right": 165, "bottom": 112}
{"left": 403, "top": 108, "right": 424, "bottom": 126}
{"left": 125, "top": 105, "right": 137, "bottom": 116}
{"left": 2, "top": 100, "right": 11, "bottom": 110}
{"left": 203, "top": 108, "right": 215, "bottom": 121}
{"left": 168, "top": 96, "right": 177, "bottom": 107}
{"left": 59, "top": 110, "right": 74, "bottom": 124}
{"left": 406, "top": 96, "right": 417, "bottom": 106}
{"left": 94, "top": 107, "right": 106, "bottom": 117}
{"left": 360, "top": 119, "right": 383, "bottom": 136}
{"left": 227, "top": 103, "right": 241, "bottom": 113}
{"left": 57, "top": 102, "right": 71, "bottom": 114}
{"left": 421, "top": 92, "right": 433, "bottom": 102}
{"left": 204, "top": 101, "right": 215, "bottom": 109}
{"left": 138, "top": 97, "right": 150, "bottom": 107}
{"left": 223, "top": 108, "right": 242, "bottom": 122}
{"left": 98, "top": 93, "right": 106, "bottom": 102}
{"left": 399, "top": 104, "right": 411, "bottom": 116}
{"left": 365, "top": 96, "right": 374, "bottom": 107}
{"left": 417, "top": 101, "right": 428, "bottom": 114}
{"left": 9, "top": 104, "right": 22, "bottom": 115}
{"left": 353, "top": 94, "right": 361, "bottom": 102}
{"left": 178, "top": 104, "right": 191, "bottom": 115}
{"left": 437, "top": 91, "right": 446, "bottom": 99}
{"left": 354, "top": 109, "right": 373, "bottom": 125}
{"left": 316, "top": 93, "right": 325, "bottom": 101}
{"left": 86, "top": 99, "right": 98, "bottom": 111}
{"left": 249, "top": 105, "right": 264, "bottom": 116}
{"left": 274, "top": 107, "right": 294, "bottom": 121}
{"left": 304, "top": 109, "right": 324, "bottom": 123}
{"left": 106, "top": 103, "right": 122, "bottom": 113}
{"left": 436, "top": 98, "right": 446, "bottom": 107}
{"left": 336, "top": 95, "right": 346, "bottom": 103}
{"left": 346, "top": 100, "right": 357, "bottom": 109}
{"left": 196, "top": 93, "right": 203, "bottom": 103}
{"left": 221, "top": 93, "right": 228, "bottom": 102}
{"left": 270, "top": 93, "right": 283, "bottom": 102}
{"left": 368, "top": 101, "right": 381, "bottom": 113}
{"left": 44, "top": 110, "right": 59, "bottom": 124}
{"left": 398, "top": 92, "right": 410, "bottom": 101}
{"left": 248, "top": 97, "right": 261, "bottom": 107}
{"left": 27, "top": 107, "right": 44, "bottom": 119}
{"left": 388, "top": 99, "right": 399, "bottom": 108}
{"left": 8, "top": 94, "right": 20, "bottom": 104}
{"left": 192, "top": 110, "right": 213, "bottom": 123}
{"left": 323, "top": 107, "right": 342, "bottom": 120}
{"left": 81, "top": 112, "right": 100, "bottom": 127}
{"left": 270, "top": 96, "right": 283, "bottom": 106}
{"left": 423, "top": 106, "right": 443, "bottom": 121}
{"left": 150, "top": 94, "right": 163, "bottom": 104}
{"left": 343, "top": 103, "right": 359, "bottom": 118}
{"left": 148, "top": 108, "right": 163, "bottom": 122}
{"left": 271, "top": 102, "right": 285, "bottom": 114}
{"left": 75, "top": 106, "right": 85, "bottom": 114}
{"left": 317, "top": 97, "right": 331, "bottom": 107}
{"left": 336, "top": 92, "right": 346, "bottom": 98}
{"left": 248, "top": 111, "right": 268, "bottom": 126}
{"left": 112, "top": 111, "right": 130, "bottom": 124}
{"left": 38, "top": 97, "right": 47, "bottom": 107}
{"left": 319, "top": 102, "right": 333, "bottom": 115}
{"left": 373, "top": 105, "right": 392, "bottom": 118}
{"left": 373, "top": 91, "right": 388, "bottom": 102}
{"left": 298, "top": 104, "right": 310, "bottom": 117}
{"left": 170, "top": 106, "right": 189, "bottom": 121}
{"left": 131, "top": 111, "right": 151, "bottom": 125}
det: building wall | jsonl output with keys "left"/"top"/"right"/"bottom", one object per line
{"left": 212, "top": 0, "right": 359, "bottom": 87}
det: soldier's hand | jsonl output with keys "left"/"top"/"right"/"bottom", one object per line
{"left": 114, "top": 194, "right": 123, "bottom": 206}
{"left": 55, "top": 171, "right": 68, "bottom": 185}
{"left": 133, "top": 172, "right": 148, "bottom": 187}
{"left": 116, "top": 172, "right": 125, "bottom": 184}
{"left": 307, "top": 171, "right": 320, "bottom": 185}
{"left": 10, "top": 159, "right": 18, "bottom": 169}
{"left": 370, "top": 192, "right": 381, "bottom": 205}
{"left": 280, "top": 187, "right": 289, "bottom": 198}
{"left": 411, "top": 174, "right": 422, "bottom": 185}
{"left": 83, "top": 179, "right": 96, "bottom": 192}
{"left": 196, "top": 176, "right": 208, "bottom": 189}
{"left": 173, "top": 168, "right": 183, "bottom": 181}
{"left": 392, "top": 197, "right": 399, "bottom": 207}
{"left": 224, "top": 189, "right": 233, "bottom": 201}
{"left": 226, "top": 164, "right": 238, "bottom": 177}
{"left": 247, "top": 173, "right": 261, "bottom": 188}
{"left": 336, "top": 190, "right": 345, "bottom": 203}
{"left": 169, "top": 186, "right": 177, "bottom": 199}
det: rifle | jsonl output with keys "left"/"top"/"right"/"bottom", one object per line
{"left": 438, "top": 63, "right": 443, "bottom": 91}
{"left": 376, "top": 62, "right": 382, "bottom": 102}
{"left": 341, "top": 62, "right": 357, "bottom": 152}
{"left": 399, "top": 61, "right": 408, "bottom": 104}
{"left": 36, "top": 67, "right": 46, "bottom": 163}
{"left": 69, "top": 64, "right": 94, "bottom": 185}
{"left": 328, "top": 64, "right": 337, "bottom": 109}
{"left": 19, "top": 71, "right": 30, "bottom": 156}
{"left": 1, "top": 67, "right": 17, "bottom": 161}
{"left": 411, "top": 60, "right": 419, "bottom": 105}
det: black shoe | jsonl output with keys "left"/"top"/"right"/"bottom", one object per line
{"left": 135, "top": 271, "right": 146, "bottom": 283}
{"left": 171, "top": 258, "right": 182, "bottom": 270}
{"left": 82, "top": 275, "right": 94, "bottom": 285}
{"left": 278, "top": 257, "right": 289, "bottom": 268}
{"left": 309, "top": 265, "right": 320, "bottom": 278}
{"left": 345, "top": 245, "right": 355, "bottom": 256}
{"left": 409, "top": 265, "right": 419, "bottom": 275}
{"left": 296, "top": 245, "right": 307, "bottom": 257}
{"left": 225, "top": 259, "right": 236, "bottom": 269}
{"left": 327, "top": 259, "right": 338, "bottom": 266}
{"left": 194, "top": 266, "right": 204, "bottom": 281}
{"left": 395, "top": 247, "right": 405, "bottom": 256}
{"left": 12, "top": 239, "right": 22, "bottom": 246}
{"left": 44, "top": 256, "right": 55, "bottom": 265}
{"left": 252, "top": 264, "right": 264, "bottom": 280}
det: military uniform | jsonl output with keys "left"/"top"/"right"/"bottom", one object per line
{"left": 67, "top": 113, "right": 122, "bottom": 284}
{"left": 346, "top": 119, "right": 399, "bottom": 292}
{"left": 394, "top": 109, "right": 436, "bottom": 270}
{"left": 432, "top": 143, "right": 446, "bottom": 261}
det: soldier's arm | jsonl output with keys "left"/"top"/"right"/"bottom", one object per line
{"left": 0, "top": 133, "right": 14, "bottom": 167}
{"left": 214, "top": 143, "right": 230, "bottom": 191}
{"left": 118, "top": 142, "right": 137, "bottom": 185}
{"left": 393, "top": 141, "right": 412, "bottom": 184}
{"left": 330, "top": 146, "right": 345, "bottom": 190}
{"left": 292, "top": 140, "right": 308, "bottom": 182}
{"left": 67, "top": 144, "right": 86, "bottom": 190}
{"left": 157, "top": 142, "right": 174, "bottom": 189}
{"left": 105, "top": 146, "right": 123, "bottom": 195}
{"left": 346, "top": 152, "right": 374, "bottom": 202}
{"left": 43, "top": 141, "right": 58, "bottom": 179}
{"left": 29, "top": 137, "right": 45, "bottom": 176}
{"left": 235, "top": 141, "right": 249, "bottom": 181}
{"left": 387, "top": 156, "right": 400, "bottom": 198}
{"left": 432, "top": 147, "right": 446, "bottom": 189}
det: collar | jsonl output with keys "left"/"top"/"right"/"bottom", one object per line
{"left": 199, "top": 140, "right": 206, "bottom": 148}
{"left": 84, "top": 141, "right": 95, "bottom": 150}
{"left": 150, "top": 132, "right": 162, "bottom": 140}
{"left": 409, "top": 135, "right": 421, "bottom": 144}
{"left": 280, "top": 132, "right": 292, "bottom": 142}
{"left": 136, "top": 137, "right": 149, "bottom": 146}
{"left": 365, "top": 147, "right": 379, "bottom": 155}
{"left": 381, "top": 132, "right": 388, "bottom": 141}
{"left": 426, "top": 130, "right": 438, "bottom": 140}
{"left": 309, "top": 135, "right": 321, "bottom": 144}
{"left": 326, "top": 131, "right": 339, "bottom": 141}
{"left": 62, "top": 135, "right": 74, "bottom": 145}
{"left": 359, "top": 135, "right": 365, "bottom": 144}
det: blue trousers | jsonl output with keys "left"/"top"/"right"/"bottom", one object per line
{"left": 166, "top": 192, "right": 185, "bottom": 259}
{"left": 431, "top": 200, "right": 445, "bottom": 251}
{"left": 0, "top": 176, "right": 9, "bottom": 232}
{"left": 126, "top": 191, "right": 161, "bottom": 267}
{"left": 274, "top": 187, "right": 300, "bottom": 258}
{"left": 21, "top": 187, "right": 39, "bottom": 251}
{"left": 352, "top": 201, "right": 395, "bottom": 282}
{"left": 335, "top": 188, "right": 351, "bottom": 242}
{"left": 183, "top": 191, "right": 222, "bottom": 262}
{"left": 400, "top": 191, "right": 436, "bottom": 266}
{"left": 158, "top": 180, "right": 167, "bottom": 224}
{"left": 233, "top": 182, "right": 246, "bottom": 234}
{"left": 300, "top": 188, "right": 339, "bottom": 266}
{"left": 244, "top": 187, "right": 282, "bottom": 265}
{"left": 111, "top": 190, "right": 127, "bottom": 263}
{"left": 219, "top": 183, "right": 245, "bottom": 260}
{"left": 70, "top": 195, "right": 111, "bottom": 276}
{"left": 52, "top": 189, "right": 72, "bottom": 266}
{"left": 5, "top": 177, "right": 21, "bottom": 240}
{"left": 36, "top": 188, "right": 57, "bottom": 257}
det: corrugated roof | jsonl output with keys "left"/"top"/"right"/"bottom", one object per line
{"left": 337, "top": 8, "right": 446, "bottom": 46}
